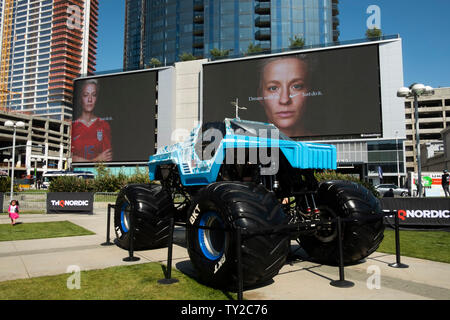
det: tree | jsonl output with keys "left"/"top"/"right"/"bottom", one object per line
{"left": 179, "top": 52, "right": 197, "bottom": 61}
{"left": 289, "top": 35, "right": 305, "bottom": 49}
{"left": 245, "top": 43, "right": 263, "bottom": 55}
{"left": 94, "top": 162, "right": 109, "bottom": 178}
{"left": 366, "top": 27, "right": 382, "bottom": 39}
{"left": 209, "top": 48, "right": 231, "bottom": 59}
{"left": 0, "top": 176, "right": 18, "bottom": 192}
{"left": 147, "top": 57, "right": 162, "bottom": 68}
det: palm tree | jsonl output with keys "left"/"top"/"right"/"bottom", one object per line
{"left": 146, "top": 58, "right": 162, "bottom": 68}
{"left": 366, "top": 27, "right": 382, "bottom": 39}
{"left": 289, "top": 35, "right": 305, "bottom": 49}
{"left": 179, "top": 52, "right": 197, "bottom": 61}
{"left": 245, "top": 43, "right": 263, "bottom": 55}
{"left": 209, "top": 48, "right": 231, "bottom": 59}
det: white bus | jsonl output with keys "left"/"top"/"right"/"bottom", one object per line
{"left": 41, "top": 170, "right": 95, "bottom": 189}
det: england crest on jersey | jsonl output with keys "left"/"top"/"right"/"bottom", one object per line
{"left": 97, "top": 130, "right": 103, "bottom": 141}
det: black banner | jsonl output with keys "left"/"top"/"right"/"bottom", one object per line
{"left": 380, "top": 198, "right": 450, "bottom": 226}
{"left": 0, "top": 193, "right": 3, "bottom": 213}
{"left": 47, "top": 192, "right": 94, "bottom": 214}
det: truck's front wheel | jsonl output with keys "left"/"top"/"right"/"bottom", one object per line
{"left": 114, "top": 184, "right": 173, "bottom": 250}
{"left": 186, "top": 182, "right": 290, "bottom": 289}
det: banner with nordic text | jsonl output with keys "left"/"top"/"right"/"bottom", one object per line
{"left": 381, "top": 198, "right": 450, "bottom": 227}
{"left": 47, "top": 192, "right": 94, "bottom": 214}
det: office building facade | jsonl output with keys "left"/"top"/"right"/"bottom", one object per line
{"left": 124, "top": 0, "right": 340, "bottom": 70}
{"left": 0, "top": 0, "right": 98, "bottom": 120}
{"left": 404, "top": 87, "right": 450, "bottom": 173}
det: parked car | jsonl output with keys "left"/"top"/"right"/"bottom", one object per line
{"left": 375, "top": 184, "right": 409, "bottom": 197}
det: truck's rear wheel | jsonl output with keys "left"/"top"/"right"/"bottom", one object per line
{"left": 114, "top": 184, "right": 173, "bottom": 250}
{"left": 186, "top": 182, "right": 290, "bottom": 289}
{"left": 299, "top": 180, "right": 385, "bottom": 265}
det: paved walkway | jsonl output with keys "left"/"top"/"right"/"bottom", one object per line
{"left": 1, "top": 210, "right": 450, "bottom": 300}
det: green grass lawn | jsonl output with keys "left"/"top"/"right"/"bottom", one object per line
{"left": 0, "top": 263, "right": 236, "bottom": 300}
{"left": 378, "top": 228, "right": 450, "bottom": 263}
{"left": 0, "top": 221, "right": 95, "bottom": 241}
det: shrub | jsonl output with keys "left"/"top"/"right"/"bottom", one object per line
{"left": 315, "top": 170, "right": 380, "bottom": 198}
{"left": 0, "top": 177, "right": 22, "bottom": 193}
{"left": 49, "top": 176, "right": 92, "bottom": 192}
{"left": 127, "top": 166, "right": 150, "bottom": 184}
{"left": 48, "top": 165, "right": 151, "bottom": 193}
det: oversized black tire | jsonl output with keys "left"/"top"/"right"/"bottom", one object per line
{"left": 299, "top": 180, "right": 385, "bottom": 265}
{"left": 114, "top": 183, "right": 173, "bottom": 250}
{"left": 186, "top": 182, "right": 290, "bottom": 289}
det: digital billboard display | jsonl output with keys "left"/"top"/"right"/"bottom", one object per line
{"left": 203, "top": 44, "right": 382, "bottom": 139}
{"left": 72, "top": 70, "right": 157, "bottom": 163}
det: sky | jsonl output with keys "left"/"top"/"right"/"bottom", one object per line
{"left": 96, "top": 0, "right": 450, "bottom": 88}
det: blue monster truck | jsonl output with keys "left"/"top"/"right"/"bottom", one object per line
{"left": 114, "top": 118, "right": 384, "bottom": 288}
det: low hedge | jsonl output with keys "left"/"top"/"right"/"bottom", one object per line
{"left": 315, "top": 170, "right": 380, "bottom": 198}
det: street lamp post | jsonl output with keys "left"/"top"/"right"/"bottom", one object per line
{"left": 5, "top": 120, "right": 25, "bottom": 203}
{"left": 397, "top": 84, "right": 435, "bottom": 197}
{"left": 34, "top": 158, "right": 42, "bottom": 189}
{"left": 395, "top": 130, "right": 400, "bottom": 187}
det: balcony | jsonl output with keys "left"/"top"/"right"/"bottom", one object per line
{"left": 259, "top": 41, "right": 271, "bottom": 51}
{"left": 193, "top": 25, "right": 204, "bottom": 36}
{"left": 333, "top": 16, "right": 340, "bottom": 28}
{"left": 193, "top": 37, "right": 204, "bottom": 49}
{"left": 255, "top": 29, "right": 271, "bottom": 41}
{"left": 194, "top": 0, "right": 204, "bottom": 11}
{"left": 255, "top": 2, "right": 270, "bottom": 15}
{"left": 333, "top": 30, "right": 340, "bottom": 41}
{"left": 255, "top": 15, "right": 270, "bottom": 28}
{"left": 194, "top": 13, "right": 204, "bottom": 23}
{"left": 332, "top": 3, "right": 339, "bottom": 15}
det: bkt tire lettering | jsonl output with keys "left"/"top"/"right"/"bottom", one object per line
{"left": 214, "top": 254, "right": 226, "bottom": 274}
{"left": 189, "top": 204, "right": 200, "bottom": 225}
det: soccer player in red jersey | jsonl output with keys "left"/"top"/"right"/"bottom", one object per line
{"left": 72, "top": 79, "right": 112, "bottom": 162}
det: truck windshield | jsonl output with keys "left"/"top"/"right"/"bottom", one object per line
{"left": 230, "top": 119, "right": 292, "bottom": 141}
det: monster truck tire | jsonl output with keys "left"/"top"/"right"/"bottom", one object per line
{"left": 299, "top": 180, "right": 385, "bottom": 265}
{"left": 114, "top": 183, "right": 173, "bottom": 250}
{"left": 186, "top": 182, "right": 290, "bottom": 289}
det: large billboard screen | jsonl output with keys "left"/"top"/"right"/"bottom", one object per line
{"left": 72, "top": 71, "right": 157, "bottom": 163}
{"left": 203, "top": 44, "right": 382, "bottom": 139}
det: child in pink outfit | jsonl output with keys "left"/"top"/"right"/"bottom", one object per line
{"left": 8, "top": 200, "right": 19, "bottom": 225}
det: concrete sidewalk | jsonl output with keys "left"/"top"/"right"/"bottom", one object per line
{"left": 1, "top": 210, "right": 450, "bottom": 300}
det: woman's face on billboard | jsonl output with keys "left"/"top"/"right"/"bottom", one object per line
{"left": 259, "top": 57, "right": 309, "bottom": 136}
{"left": 81, "top": 83, "right": 98, "bottom": 113}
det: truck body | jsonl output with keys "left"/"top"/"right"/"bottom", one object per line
{"left": 148, "top": 118, "right": 337, "bottom": 186}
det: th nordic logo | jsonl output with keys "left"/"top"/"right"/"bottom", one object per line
{"left": 51, "top": 200, "right": 89, "bottom": 207}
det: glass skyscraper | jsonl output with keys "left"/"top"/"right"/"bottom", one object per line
{"left": 124, "top": 0, "right": 339, "bottom": 70}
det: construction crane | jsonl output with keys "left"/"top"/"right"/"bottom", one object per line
{"left": 0, "top": 0, "right": 18, "bottom": 111}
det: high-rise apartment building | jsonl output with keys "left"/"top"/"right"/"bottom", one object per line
{"left": 0, "top": 0, "right": 98, "bottom": 120}
{"left": 124, "top": 0, "right": 340, "bottom": 70}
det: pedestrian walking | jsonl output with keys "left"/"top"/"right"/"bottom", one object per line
{"left": 8, "top": 200, "right": 20, "bottom": 226}
{"left": 442, "top": 169, "right": 450, "bottom": 197}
